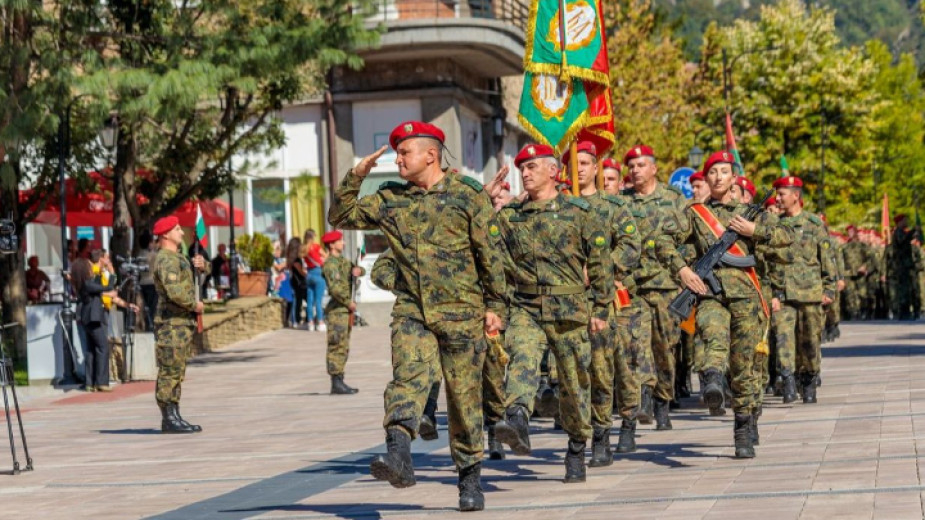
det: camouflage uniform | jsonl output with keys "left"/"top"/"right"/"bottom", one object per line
{"left": 582, "top": 191, "right": 640, "bottom": 431}
{"left": 613, "top": 299, "right": 653, "bottom": 418}
{"left": 623, "top": 183, "right": 687, "bottom": 403}
{"left": 153, "top": 248, "right": 198, "bottom": 407}
{"left": 823, "top": 240, "right": 845, "bottom": 337}
{"left": 842, "top": 239, "right": 872, "bottom": 320}
{"left": 498, "top": 193, "right": 615, "bottom": 443}
{"left": 766, "top": 212, "right": 836, "bottom": 381}
{"left": 322, "top": 255, "right": 365, "bottom": 376}
{"left": 888, "top": 227, "right": 918, "bottom": 319}
{"left": 329, "top": 170, "right": 507, "bottom": 471}
{"left": 669, "top": 200, "right": 793, "bottom": 415}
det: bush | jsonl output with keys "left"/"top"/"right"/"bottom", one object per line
{"left": 235, "top": 233, "right": 275, "bottom": 272}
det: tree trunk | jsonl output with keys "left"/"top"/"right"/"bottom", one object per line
{"left": 110, "top": 130, "right": 136, "bottom": 265}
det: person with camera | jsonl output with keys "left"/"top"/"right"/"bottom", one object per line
{"left": 151, "top": 216, "right": 207, "bottom": 434}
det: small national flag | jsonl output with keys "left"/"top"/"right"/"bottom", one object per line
{"left": 724, "top": 112, "right": 744, "bottom": 174}
{"left": 195, "top": 203, "right": 208, "bottom": 249}
{"left": 780, "top": 155, "right": 790, "bottom": 177}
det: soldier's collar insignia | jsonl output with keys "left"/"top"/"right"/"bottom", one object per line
{"left": 489, "top": 224, "right": 500, "bottom": 237}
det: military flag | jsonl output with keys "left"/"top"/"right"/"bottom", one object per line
{"left": 724, "top": 112, "right": 743, "bottom": 174}
{"left": 881, "top": 193, "right": 891, "bottom": 245}
{"left": 195, "top": 203, "right": 208, "bottom": 249}
{"left": 517, "top": 0, "right": 614, "bottom": 158}
{"left": 780, "top": 154, "right": 789, "bottom": 177}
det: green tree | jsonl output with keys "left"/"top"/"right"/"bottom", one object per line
{"left": 605, "top": 0, "right": 694, "bottom": 175}
{"left": 693, "top": 0, "right": 879, "bottom": 225}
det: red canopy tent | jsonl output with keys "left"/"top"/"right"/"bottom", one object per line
{"left": 20, "top": 171, "right": 243, "bottom": 227}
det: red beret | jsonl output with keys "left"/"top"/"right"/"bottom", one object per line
{"left": 623, "top": 145, "right": 654, "bottom": 166}
{"left": 763, "top": 196, "right": 777, "bottom": 208}
{"left": 561, "top": 141, "right": 597, "bottom": 165}
{"left": 846, "top": 225, "right": 856, "bottom": 232}
{"left": 689, "top": 171, "right": 704, "bottom": 183}
{"left": 514, "top": 144, "right": 556, "bottom": 168}
{"left": 894, "top": 214, "right": 908, "bottom": 224}
{"left": 772, "top": 176, "right": 803, "bottom": 189}
{"left": 601, "top": 158, "right": 621, "bottom": 171}
{"left": 734, "top": 176, "right": 756, "bottom": 197}
{"left": 322, "top": 230, "right": 343, "bottom": 244}
{"left": 702, "top": 151, "right": 735, "bottom": 175}
{"left": 623, "top": 175, "right": 632, "bottom": 185}
{"left": 153, "top": 216, "right": 179, "bottom": 236}
{"left": 388, "top": 121, "right": 445, "bottom": 150}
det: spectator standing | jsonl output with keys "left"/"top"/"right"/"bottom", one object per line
{"left": 211, "top": 244, "right": 230, "bottom": 298}
{"left": 286, "top": 238, "right": 307, "bottom": 327}
{"left": 79, "top": 249, "right": 115, "bottom": 392}
{"left": 303, "top": 229, "right": 328, "bottom": 331}
{"left": 139, "top": 232, "right": 159, "bottom": 331}
{"left": 25, "top": 255, "right": 51, "bottom": 303}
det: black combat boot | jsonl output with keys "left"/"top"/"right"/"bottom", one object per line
{"left": 781, "top": 370, "right": 798, "bottom": 404}
{"left": 638, "top": 385, "right": 655, "bottom": 424}
{"left": 654, "top": 398, "right": 673, "bottom": 430}
{"left": 330, "top": 375, "right": 358, "bottom": 395}
{"left": 588, "top": 427, "right": 613, "bottom": 467}
{"left": 750, "top": 409, "right": 760, "bottom": 446}
{"left": 173, "top": 404, "right": 202, "bottom": 432}
{"left": 487, "top": 424, "right": 505, "bottom": 460}
{"left": 563, "top": 440, "right": 586, "bottom": 483}
{"left": 160, "top": 404, "right": 196, "bottom": 434}
{"left": 494, "top": 406, "right": 531, "bottom": 455}
{"left": 419, "top": 414, "right": 438, "bottom": 441}
{"left": 701, "top": 369, "right": 725, "bottom": 410}
{"left": 370, "top": 428, "right": 416, "bottom": 488}
{"left": 734, "top": 413, "right": 755, "bottom": 459}
{"left": 802, "top": 374, "right": 818, "bottom": 404}
{"left": 615, "top": 418, "right": 636, "bottom": 453}
{"left": 534, "top": 376, "right": 558, "bottom": 418}
{"left": 457, "top": 463, "right": 484, "bottom": 511}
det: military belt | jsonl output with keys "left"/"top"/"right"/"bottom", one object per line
{"left": 515, "top": 284, "right": 585, "bottom": 296}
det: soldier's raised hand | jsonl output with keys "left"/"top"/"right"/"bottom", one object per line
{"left": 485, "top": 165, "right": 510, "bottom": 199}
{"left": 354, "top": 145, "right": 389, "bottom": 178}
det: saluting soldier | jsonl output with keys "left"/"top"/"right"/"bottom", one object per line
{"left": 493, "top": 144, "right": 615, "bottom": 483}
{"left": 669, "top": 152, "right": 794, "bottom": 458}
{"left": 320, "top": 230, "right": 365, "bottom": 395}
{"left": 622, "top": 145, "right": 688, "bottom": 430}
{"left": 567, "top": 142, "right": 641, "bottom": 466}
{"left": 328, "top": 121, "right": 506, "bottom": 512}
{"left": 151, "top": 216, "right": 207, "bottom": 434}
{"left": 767, "top": 177, "right": 837, "bottom": 404}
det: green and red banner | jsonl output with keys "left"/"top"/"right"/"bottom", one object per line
{"left": 518, "top": 0, "right": 614, "bottom": 155}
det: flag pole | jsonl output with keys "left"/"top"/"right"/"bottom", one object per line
{"left": 569, "top": 141, "right": 579, "bottom": 196}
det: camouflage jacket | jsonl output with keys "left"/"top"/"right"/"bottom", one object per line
{"left": 842, "top": 240, "right": 871, "bottom": 278}
{"left": 764, "top": 211, "right": 837, "bottom": 303}
{"left": 622, "top": 183, "right": 688, "bottom": 292}
{"left": 371, "top": 249, "right": 398, "bottom": 292}
{"left": 153, "top": 248, "right": 197, "bottom": 326}
{"left": 328, "top": 170, "right": 507, "bottom": 325}
{"left": 322, "top": 255, "right": 366, "bottom": 312}
{"left": 582, "top": 191, "right": 641, "bottom": 284}
{"left": 669, "top": 199, "right": 794, "bottom": 300}
{"left": 497, "top": 192, "right": 615, "bottom": 324}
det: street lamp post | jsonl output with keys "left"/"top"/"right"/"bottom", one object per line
{"left": 56, "top": 100, "right": 79, "bottom": 386}
{"left": 688, "top": 145, "right": 704, "bottom": 169}
{"left": 228, "top": 182, "right": 238, "bottom": 299}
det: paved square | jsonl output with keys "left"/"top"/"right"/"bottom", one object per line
{"left": 4, "top": 321, "right": 925, "bottom": 519}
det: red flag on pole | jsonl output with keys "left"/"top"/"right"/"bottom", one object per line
{"left": 881, "top": 193, "right": 891, "bottom": 244}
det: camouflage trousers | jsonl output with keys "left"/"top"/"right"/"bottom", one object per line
{"left": 504, "top": 307, "right": 593, "bottom": 442}
{"left": 772, "top": 302, "right": 823, "bottom": 377}
{"left": 696, "top": 296, "right": 767, "bottom": 415}
{"left": 638, "top": 290, "right": 681, "bottom": 401}
{"left": 154, "top": 324, "right": 195, "bottom": 406}
{"left": 843, "top": 277, "right": 866, "bottom": 319}
{"left": 325, "top": 310, "right": 351, "bottom": 376}
{"left": 482, "top": 333, "right": 507, "bottom": 426}
{"left": 613, "top": 299, "right": 654, "bottom": 420}
{"left": 825, "top": 293, "right": 840, "bottom": 330}
{"left": 890, "top": 277, "right": 917, "bottom": 319}
{"left": 383, "top": 316, "right": 487, "bottom": 470}
{"left": 589, "top": 313, "right": 617, "bottom": 430}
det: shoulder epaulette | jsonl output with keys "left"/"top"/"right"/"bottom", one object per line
{"left": 602, "top": 194, "right": 626, "bottom": 207}
{"left": 566, "top": 196, "right": 590, "bottom": 211}
{"left": 807, "top": 214, "right": 822, "bottom": 226}
{"left": 458, "top": 175, "right": 483, "bottom": 192}
{"left": 379, "top": 181, "right": 407, "bottom": 191}
{"left": 666, "top": 184, "right": 684, "bottom": 196}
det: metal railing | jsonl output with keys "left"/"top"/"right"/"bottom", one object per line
{"left": 366, "top": 0, "right": 530, "bottom": 32}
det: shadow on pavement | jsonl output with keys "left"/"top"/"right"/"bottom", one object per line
{"left": 98, "top": 428, "right": 162, "bottom": 435}
{"left": 821, "top": 344, "right": 925, "bottom": 358}
{"left": 222, "top": 502, "right": 434, "bottom": 520}
{"left": 188, "top": 352, "right": 269, "bottom": 365}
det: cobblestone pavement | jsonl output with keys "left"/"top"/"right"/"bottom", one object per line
{"left": 3, "top": 321, "right": 925, "bottom": 519}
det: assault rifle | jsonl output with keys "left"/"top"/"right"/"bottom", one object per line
{"left": 668, "top": 191, "right": 774, "bottom": 321}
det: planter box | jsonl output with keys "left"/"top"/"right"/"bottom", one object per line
{"left": 238, "top": 271, "right": 269, "bottom": 296}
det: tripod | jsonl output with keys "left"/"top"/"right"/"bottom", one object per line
{"left": 0, "top": 322, "right": 33, "bottom": 475}
{"left": 120, "top": 274, "right": 138, "bottom": 381}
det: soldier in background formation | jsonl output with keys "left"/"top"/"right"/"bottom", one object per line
{"left": 320, "top": 230, "right": 364, "bottom": 395}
